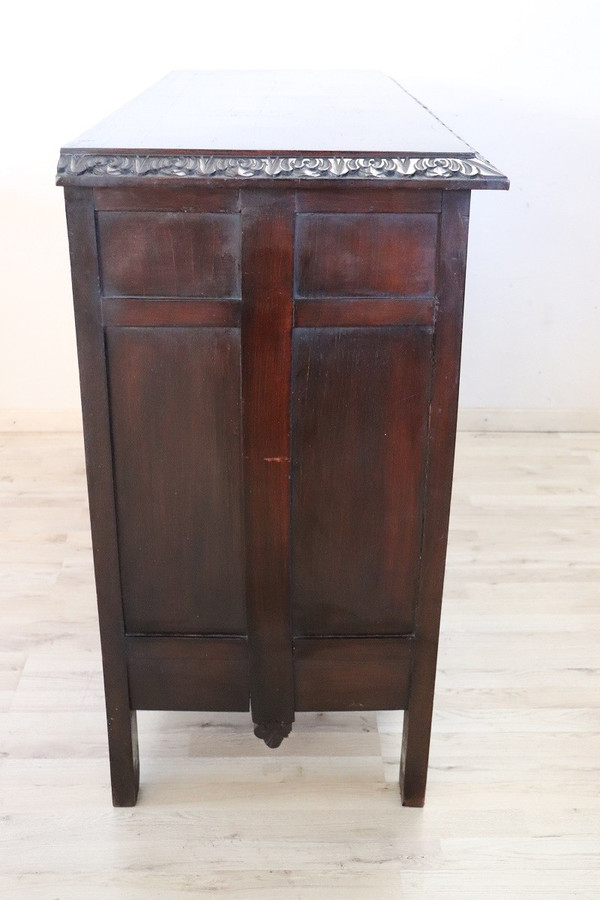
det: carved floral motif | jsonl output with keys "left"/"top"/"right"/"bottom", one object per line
{"left": 57, "top": 153, "right": 504, "bottom": 181}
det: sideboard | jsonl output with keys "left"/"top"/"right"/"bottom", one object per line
{"left": 57, "top": 70, "right": 508, "bottom": 806}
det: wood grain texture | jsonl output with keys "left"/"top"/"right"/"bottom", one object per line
{"left": 296, "top": 188, "right": 442, "bottom": 214}
{"left": 63, "top": 188, "right": 139, "bottom": 806}
{"left": 126, "top": 637, "right": 249, "bottom": 711}
{"left": 241, "top": 190, "right": 295, "bottom": 740}
{"left": 101, "top": 298, "right": 240, "bottom": 328}
{"left": 294, "top": 638, "right": 413, "bottom": 711}
{"left": 294, "top": 298, "right": 434, "bottom": 328}
{"left": 291, "top": 326, "right": 432, "bottom": 636}
{"left": 94, "top": 185, "right": 240, "bottom": 212}
{"left": 106, "top": 326, "right": 245, "bottom": 635}
{"left": 97, "top": 212, "right": 241, "bottom": 298}
{"left": 400, "top": 191, "right": 471, "bottom": 807}
{"left": 295, "top": 213, "right": 438, "bottom": 298}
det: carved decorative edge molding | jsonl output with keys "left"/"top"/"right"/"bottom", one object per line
{"left": 57, "top": 152, "right": 505, "bottom": 181}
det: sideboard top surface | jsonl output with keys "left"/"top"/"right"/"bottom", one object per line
{"left": 57, "top": 71, "right": 508, "bottom": 188}
{"left": 63, "top": 71, "right": 473, "bottom": 156}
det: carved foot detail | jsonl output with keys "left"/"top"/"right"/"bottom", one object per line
{"left": 253, "top": 720, "right": 292, "bottom": 749}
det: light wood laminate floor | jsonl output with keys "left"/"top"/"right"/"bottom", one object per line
{"left": 0, "top": 430, "right": 599, "bottom": 898}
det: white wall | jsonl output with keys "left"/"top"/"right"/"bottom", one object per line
{"left": 1, "top": 0, "right": 599, "bottom": 428}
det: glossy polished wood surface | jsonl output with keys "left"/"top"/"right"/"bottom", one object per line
{"left": 59, "top": 73, "right": 507, "bottom": 806}
{"left": 295, "top": 212, "right": 438, "bottom": 298}
{"left": 106, "top": 327, "right": 245, "bottom": 636}
{"left": 291, "top": 326, "right": 432, "bottom": 636}
{"left": 241, "top": 191, "right": 295, "bottom": 747}
{"left": 126, "top": 636, "right": 249, "bottom": 712}
{"left": 97, "top": 211, "right": 242, "bottom": 298}
{"left": 63, "top": 180, "right": 471, "bottom": 805}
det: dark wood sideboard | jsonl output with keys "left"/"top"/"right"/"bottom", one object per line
{"left": 57, "top": 70, "right": 508, "bottom": 806}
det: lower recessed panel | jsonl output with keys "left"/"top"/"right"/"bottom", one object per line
{"left": 294, "top": 638, "right": 413, "bottom": 711}
{"left": 126, "top": 636, "right": 250, "bottom": 711}
{"left": 291, "top": 326, "right": 432, "bottom": 635}
{"left": 106, "top": 326, "right": 245, "bottom": 635}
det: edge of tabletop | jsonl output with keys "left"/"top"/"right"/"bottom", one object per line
{"left": 55, "top": 150, "right": 510, "bottom": 191}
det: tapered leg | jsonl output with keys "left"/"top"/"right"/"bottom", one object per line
{"left": 107, "top": 709, "right": 139, "bottom": 806}
{"left": 399, "top": 192, "right": 471, "bottom": 808}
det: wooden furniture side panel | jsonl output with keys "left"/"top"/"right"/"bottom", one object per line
{"left": 105, "top": 326, "right": 245, "bottom": 635}
{"left": 291, "top": 326, "right": 432, "bottom": 636}
{"left": 97, "top": 211, "right": 242, "bottom": 298}
{"left": 295, "top": 213, "right": 437, "bottom": 298}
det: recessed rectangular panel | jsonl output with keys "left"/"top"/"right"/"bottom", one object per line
{"left": 294, "top": 637, "right": 413, "bottom": 711}
{"left": 291, "top": 326, "right": 432, "bottom": 636}
{"left": 126, "top": 636, "right": 249, "bottom": 711}
{"left": 295, "top": 213, "right": 437, "bottom": 298}
{"left": 106, "top": 326, "right": 245, "bottom": 634}
{"left": 97, "top": 212, "right": 241, "bottom": 298}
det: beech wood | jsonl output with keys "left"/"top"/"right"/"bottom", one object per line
{"left": 94, "top": 185, "right": 240, "bottom": 212}
{"left": 97, "top": 211, "right": 241, "bottom": 299}
{"left": 291, "top": 326, "right": 432, "bottom": 637}
{"left": 101, "top": 298, "right": 241, "bottom": 328}
{"left": 61, "top": 71, "right": 474, "bottom": 157}
{"left": 400, "top": 191, "right": 471, "bottom": 807}
{"left": 296, "top": 189, "right": 442, "bottom": 214}
{"left": 294, "top": 638, "right": 413, "bottom": 712}
{"left": 294, "top": 298, "right": 434, "bottom": 328}
{"left": 294, "top": 212, "right": 438, "bottom": 298}
{"left": 64, "top": 188, "right": 139, "bottom": 807}
{"left": 126, "top": 636, "right": 249, "bottom": 712}
{"left": 59, "top": 72, "right": 506, "bottom": 807}
{"left": 106, "top": 326, "right": 245, "bottom": 636}
{"left": 241, "top": 190, "right": 296, "bottom": 742}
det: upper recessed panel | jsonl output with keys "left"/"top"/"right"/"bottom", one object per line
{"left": 63, "top": 70, "right": 472, "bottom": 156}
{"left": 295, "top": 212, "right": 438, "bottom": 299}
